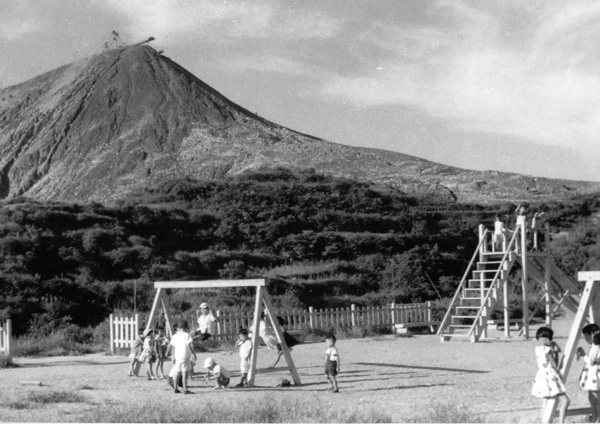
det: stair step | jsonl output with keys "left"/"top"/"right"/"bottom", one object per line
{"left": 456, "top": 306, "right": 480, "bottom": 310}
{"left": 449, "top": 324, "right": 473, "bottom": 328}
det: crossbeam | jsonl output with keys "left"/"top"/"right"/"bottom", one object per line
{"left": 154, "top": 279, "right": 265, "bottom": 289}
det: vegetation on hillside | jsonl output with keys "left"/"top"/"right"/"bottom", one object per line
{"left": 0, "top": 167, "right": 598, "bottom": 337}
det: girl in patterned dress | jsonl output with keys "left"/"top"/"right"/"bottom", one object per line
{"left": 154, "top": 327, "right": 169, "bottom": 379}
{"left": 577, "top": 324, "right": 600, "bottom": 422}
{"left": 139, "top": 328, "right": 157, "bottom": 380}
{"left": 532, "top": 327, "right": 570, "bottom": 423}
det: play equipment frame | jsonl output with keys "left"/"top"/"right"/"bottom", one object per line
{"left": 144, "top": 279, "right": 300, "bottom": 387}
{"left": 542, "top": 271, "right": 600, "bottom": 422}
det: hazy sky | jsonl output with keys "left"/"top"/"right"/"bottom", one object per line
{"left": 2, "top": 0, "right": 600, "bottom": 182}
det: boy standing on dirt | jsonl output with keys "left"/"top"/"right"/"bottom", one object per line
{"left": 169, "top": 320, "right": 196, "bottom": 394}
{"left": 325, "top": 334, "right": 340, "bottom": 393}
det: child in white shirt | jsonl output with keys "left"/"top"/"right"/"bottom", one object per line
{"left": 204, "top": 357, "right": 230, "bottom": 389}
{"left": 169, "top": 320, "right": 196, "bottom": 394}
{"left": 235, "top": 328, "right": 252, "bottom": 387}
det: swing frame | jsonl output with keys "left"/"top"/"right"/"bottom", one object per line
{"left": 542, "top": 271, "right": 600, "bottom": 422}
{"left": 144, "top": 279, "right": 301, "bottom": 387}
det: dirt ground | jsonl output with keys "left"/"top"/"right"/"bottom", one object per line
{"left": 0, "top": 314, "right": 593, "bottom": 423}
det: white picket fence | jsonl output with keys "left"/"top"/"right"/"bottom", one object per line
{"left": 109, "top": 314, "right": 140, "bottom": 354}
{"left": 109, "top": 302, "right": 437, "bottom": 351}
{"left": 0, "top": 319, "right": 12, "bottom": 357}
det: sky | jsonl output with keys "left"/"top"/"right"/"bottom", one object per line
{"left": 1, "top": 0, "right": 600, "bottom": 182}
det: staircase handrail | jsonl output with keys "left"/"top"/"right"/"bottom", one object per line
{"left": 437, "top": 228, "right": 490, "bottom": 336}
{"left": 467, "top": 226, "right": 520, "bottom": 339}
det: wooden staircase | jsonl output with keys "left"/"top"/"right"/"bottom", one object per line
{"left": 439, "top": 221, "right": 583, "bottom": 343}
{"left": 439, "top": 249, "right": 516, "bottom": 342}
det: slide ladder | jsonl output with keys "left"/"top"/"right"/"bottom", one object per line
{"left": 438, "top": 227, "right": 519, "bottom": 342}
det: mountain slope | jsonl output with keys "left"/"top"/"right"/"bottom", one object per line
{"left": 0, "top": 45, "right": 598, "bottom": 203}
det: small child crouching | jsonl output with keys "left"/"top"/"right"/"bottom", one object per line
{"left": 204, "top": 357, "right": 230, "bottom": 389}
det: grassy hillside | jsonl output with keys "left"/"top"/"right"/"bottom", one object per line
{"left": 1, "top": 167, "right": 598, "bottom": 336}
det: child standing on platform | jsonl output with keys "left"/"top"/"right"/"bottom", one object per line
{"left": 577, "top": 324, "right": 600, "bottom": 422}
{"left": 532, "top": 327, "right": 569, "bottom": 423}
{"left": 236, "top": 328, "right": 252, "bottom": 387}
{"left": 325, "top": 334, "right": 340, "bottom": 393}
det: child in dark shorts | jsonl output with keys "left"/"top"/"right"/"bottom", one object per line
{"left": 325, "top": 334, "right": 340, "bottom": 393}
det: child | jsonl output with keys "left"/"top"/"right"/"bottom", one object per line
{"left": 235, "top": 328, "right": 252, "bottom": 387}
{"left": 128, "top": 329, "right": 144, "bottom": 377}
{"left": 325, "top": 334, "right": 340, "bottom": 393}
{"left": 577, "top": 324, "right": 600, "bottom": 422}
{"left": 195, "top": 302, "right": 218, "bottom": 341}
{"left": 154, "top": 327, "right": 169, "bottom": 379}
{"left": 531, "top": 327, "right": 570, "bottom": 423}
{"left": 169, "top": 320, "right": 196, "bottom": 394}
{"left": 139, "top": 328, "right": 157, "bottom": 380}
{"left": 204, "top": 357, "right": 230, "bottom": 389}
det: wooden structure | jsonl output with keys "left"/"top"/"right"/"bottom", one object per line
{"left": 542, "top": 271, "right": 600, "bottom": 422}
{"left": 0, "top": 319, "right": 12, "bottom": 357}
{"left": 109, "top": 313, "right": 140, "bottom": 354}
{"left": 438, "top": 220, "right": 582, "bottom": 342}
{"left": 145, "top": 279, "right": 300, "bottom": 387}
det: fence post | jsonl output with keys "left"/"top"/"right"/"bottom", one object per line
{"left": 351, "top": 304, "right": 356, "bottom": 327}
{"left": 134, "top": 313, "right": 140, "bottom": 344}
{"left": 216, "top": 310, "right": 222, "bottom": 336}
{"left": 109, "top": 314, "right": 115, "bottom": 355}
{"left": 427, "top": 301, "right": 432, "bottom": 323}
{"left": 6, "top": 319, "right": 11, "bottom": 357}
{"left": 309, "top": 306, "right": 315, "bottom": 329}
{"left": 390, "top": 303, "right": 396, "bottom": 326}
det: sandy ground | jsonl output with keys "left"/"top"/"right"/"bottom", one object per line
{"left": 0, "top": 314, "right": 593, "bottom": 423}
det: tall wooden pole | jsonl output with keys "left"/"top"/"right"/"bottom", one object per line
{"left": 520, "top": 220, "right": 529, "bottom": 339}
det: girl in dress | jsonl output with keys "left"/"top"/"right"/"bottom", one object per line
{"left": 154, "top": 327, "right": 169, "bottom": 379}
{"left": 139, "top": 328, "right": 157, "bottom": 380}
{"left": 577, "top": 324, "right": 600, "bottom": 422}
{"left": 532, "top": 327, "right": 570, "bottom": 423}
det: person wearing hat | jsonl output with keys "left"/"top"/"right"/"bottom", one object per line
{"left": 195, "top": 302, "right": 218, "bottom": 341}
{"left": 203, "top": 357, "right": 230, "bottom": 389}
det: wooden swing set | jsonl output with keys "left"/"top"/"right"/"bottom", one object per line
{"left": 143, "top": 279, "right": 301, "bottom": 387}
{"left": 543, "top": 271, "right": 600, "bottom": 422}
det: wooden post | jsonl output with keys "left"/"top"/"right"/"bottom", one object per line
{"left": 5, "top": 319, "right": 11, "bottom": 357}
{"left": 503, "top": 280, "right": 510, "bottom": 338}
{"left": 390, "top": 303, "right": 396, "bottom": 327}
{"left": 351, "top": 304, "right": 356, "bottom": 327}
{"left": 309, "top": 306, "right": 315, "bottom": 329}
{"left": 545, "top": 249, "right": 552, "bottom": 327}
{"left": 248, "top": 286, "right": 264, "bottom": 387}
{"left": 262, "top": 291, "right": 301, "bottom": 385}
{"left": 543, "top": 272, "right": 600, "bottom": 423}
{"left": 109, "top": 314, "right": 115, "bottom": 355}
{"left": 520, "top": 221, "right": 530, "bottom": 339}
{"left": 478, "top": 224, "right": 485, "bottom": 262}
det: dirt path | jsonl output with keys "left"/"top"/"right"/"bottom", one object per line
{"left": 0, "top": 315, "right": 591, "bottom": 422}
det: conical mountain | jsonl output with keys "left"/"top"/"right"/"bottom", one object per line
{"left": 0, "top": 45, "right": 598, "bottom": 203}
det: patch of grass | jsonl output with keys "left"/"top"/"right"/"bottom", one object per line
{"left": 80, "top": 395, "right": 391, "bottom": 423}
{"left": 12, "top": 330, "right": 105, "bottom": 357}
{"left": 0, "top": 353, "right": 16, "bottom": 368}
{"left": 401, "top": 402, "right": 486, "bottom": 423}
{"left": 26, "top": 390, "right": 86, "bottom": 404}
{"left": 77, "top": 384, "right": 95, "bottom": 390}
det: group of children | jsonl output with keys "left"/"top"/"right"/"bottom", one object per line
{"left": 128, "top": 317, "right": 341, "bottom": 394}
{"left": 532, "top": 324, "right": 600, "bottom": 423}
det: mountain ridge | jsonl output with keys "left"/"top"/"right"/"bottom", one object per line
{"left": 1, "top": 45, "right": 598, "bottom": 203}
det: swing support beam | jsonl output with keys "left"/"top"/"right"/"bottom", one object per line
{"left": 542, "top": 271, "right": 600, "bottom": 423}
{"left": 144, "top": 279, "right": 301, "bottom": 387}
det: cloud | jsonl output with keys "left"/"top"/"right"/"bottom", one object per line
{"left": 104, "top": 0, "right": 340, "bottom": 43}
{"left": 322, "top": 0, "right": 600, "bottom": 150}
{"left": 0, "top": 1, "right": 44, "bottom": 40}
